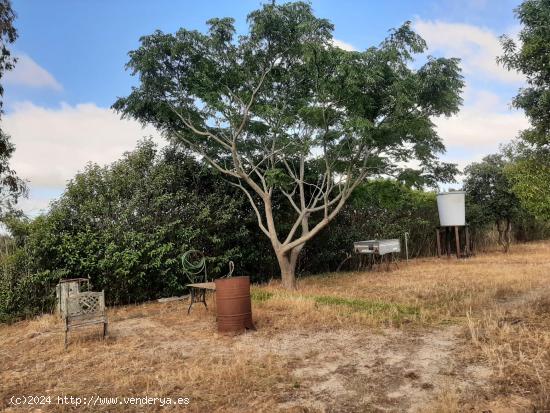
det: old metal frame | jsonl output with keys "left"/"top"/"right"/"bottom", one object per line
{"left": 183, "top": 257, "right": 234, "bottom": 315}
{"left": 186, "top": 282, "right": 216, "bottom": 314}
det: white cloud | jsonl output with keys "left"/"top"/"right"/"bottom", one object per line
{"left": 414, "top": 19, "right": 524, "bottom": 84}
{"left": 331, "top": 38, "right": 356, "bottom": 51}
{"left": 3, "top": 102, "right": 163, "bottom": 190}
{"left": 435, "top": 88, "right": 528, "bottom": 150}
{"left": 411, "top": 19, "right": 528, "bottom": 176}
{"left": 15, "top": 193, "right": 58, "bottom": 216}
{"left": 4, "top": 54, "right": 63, "bottom": 91}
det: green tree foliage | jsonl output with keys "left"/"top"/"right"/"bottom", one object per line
{"left": 113, "top": 2, "right": 463, "bottom": 288}
{"left": 0, "top": 140, "right": 444, "bottom": 319}
{"left": 499, "top": 0, "right": 550, "bottom": 220}
{"left": 505, "top": 144, "right": 550, "bottom": 221}
{"left": 500, "top": 0, "right": 550, "bottom": 148}
{"left": 0, "top": 0, "right": 26, "bottom": 213}
{"left": 463, "top": 155, "right": 521, "bottom": 252}
{"left": 302, "top": 180, "right": 438, "bottom": 272}
{"left": 1, "top": 140, "right": 253, "bottom": 312}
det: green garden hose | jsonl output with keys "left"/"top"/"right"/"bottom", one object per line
{"left": 181, "top": 250, "right": 207, "bottom": 284}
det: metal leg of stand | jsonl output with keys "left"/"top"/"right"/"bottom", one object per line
{"left": 202, "top": 289, "right": 208, "bottom": 309}
{"left": 187, "top": 288, "right": 194, "bottom": 314}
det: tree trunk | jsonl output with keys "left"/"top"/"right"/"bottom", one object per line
{"left": 496, "top": 220, "right": 504, "bottom": 251}
{"left": 281, "top": 264, "right": 296, "bottom": 289}
{"left": 276, "top": 244, "right": 304, "bottom": 290}
{"left": 277, "top": 253, "right": 296, "bottom": 289}
{"left": 496, "top": 219, "right": 512, "bottom": 253}
{"left": 503, "top": 219, "right": 511, "bottom": 253}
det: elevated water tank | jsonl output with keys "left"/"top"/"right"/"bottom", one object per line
{"left": 436, "top": 191, "right": 466, "bottom": 226}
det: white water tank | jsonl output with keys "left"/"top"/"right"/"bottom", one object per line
{"left": 436, "top": 191, "right": 466, "bottom": 227}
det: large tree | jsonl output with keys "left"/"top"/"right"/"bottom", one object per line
{"left": 114, "top": 2, "right": 463, "bottom": 289}
{"left": 499, "top": 0, "right": 550, "bottom": 221}
{"left": 505, "top": 142, "right": 550, "bottom": 222}
{"left": 0, "top": 0, "right": 25, "bottom": 213}
{"left": 463, "top": 154, "right": 521, "bottom": 252}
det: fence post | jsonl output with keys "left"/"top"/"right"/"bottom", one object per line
{"left": 404, "top": 232, "right": 409, "bottom": 263}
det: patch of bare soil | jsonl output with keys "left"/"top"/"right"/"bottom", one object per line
{"left": 101, "top": 304, "right": 498, "bottom": 412}
{"left": 233, "top": 326, "right": 490, "bottom": 412}
{"left": 102, "top": 311, "right": 487, "bottom": 412}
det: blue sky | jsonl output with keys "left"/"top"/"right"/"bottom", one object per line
{"left": 3, "top": 0, "right": 526, "bottom": 215}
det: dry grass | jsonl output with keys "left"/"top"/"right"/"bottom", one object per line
{"left": 254, "top": 241, "right": 550, "bottom": 329}
{"left": 466, "top": 295, "right": 550, "bottom": 410}
{"left": 1, "top": 241, "right": 549, "bottom": 412}
{"left": 418, "top": 385, "right": 460, "bottom": 413}
{"left": 1, "top": 302, "right": 293, "bottom": 412}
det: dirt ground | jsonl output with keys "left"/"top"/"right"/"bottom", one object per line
{"left": 1, "top": 241, "right": 549, "bottom": 412}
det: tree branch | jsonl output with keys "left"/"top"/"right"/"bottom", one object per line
{"left": 229, "top": 181, "right": 271, "bottom": 238}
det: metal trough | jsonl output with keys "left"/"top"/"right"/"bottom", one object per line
{"left": 353, "top": 239, "right": 401, "bottom": 271}
{"left": 354, "top": 239, "right": 401, "bottom": 255}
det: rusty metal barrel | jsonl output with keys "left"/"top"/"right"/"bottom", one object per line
{"left": 215, "top": 276, "right": 255, "bottom": 334}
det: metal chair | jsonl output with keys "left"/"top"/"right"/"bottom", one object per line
{"left": 182, "top": 250, "right": 234, "bottom": 314}
{"left": 64, "top": 290, "right": 108, "bottom": 349}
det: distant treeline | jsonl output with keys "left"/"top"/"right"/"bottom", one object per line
{"left": 1, "top": 140, "right": 548, "bottom": 321}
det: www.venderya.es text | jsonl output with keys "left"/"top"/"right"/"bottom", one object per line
{"left": 9, "top": 395, "right": 190, "bottom": 407}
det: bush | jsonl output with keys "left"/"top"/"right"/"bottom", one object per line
{"left": 0, "top": 244, "right": 66, "bottom": 322}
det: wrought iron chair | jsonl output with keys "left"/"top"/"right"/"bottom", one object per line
{"left": 182, "top": 250, "right": 234, "bottom": 314}
{"left": 181, "top": 250, "right": 208, "bottom": 284}
{"left": 64, "top": 290, "right": 108, "bottom": 349}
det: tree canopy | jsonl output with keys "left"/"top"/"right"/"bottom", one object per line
{"left": 499, "top": 0, "right": 550, "bottom": 221}
{"left": 505, "top": 143, "right": 550, "bottom": 221}
{"left": 463, "top": 154, "right": 521, "bottom": 251}
{"left": 500, "top": 0, "right": 550, "bottom": 148}
{"left": 114, "top": 1, "right": 463, "bottom": 288}
{"left": 0, "top": 0, "right": 26, "bottom": 213}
